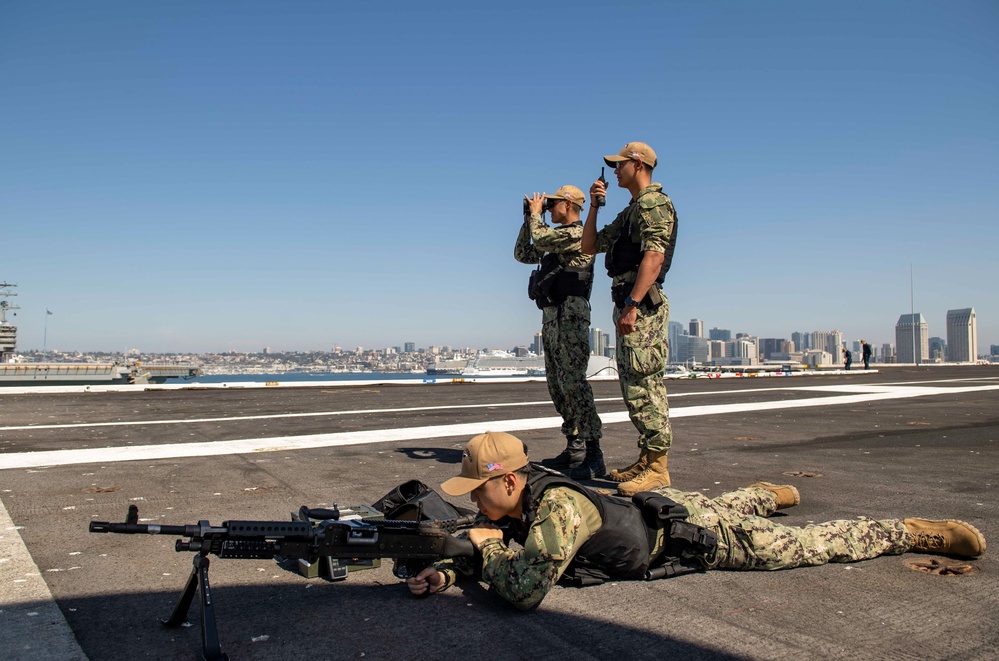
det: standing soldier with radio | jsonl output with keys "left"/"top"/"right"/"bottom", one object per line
{"left": 515, "top": 186, "right": 605, "bottom": 479}
{"left": 582, "top": 142, "right": 678, "bottom": 497}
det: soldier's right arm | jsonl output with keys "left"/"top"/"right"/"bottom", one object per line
{"left": 514, "top": 218, "right": 543, "bottom": 263}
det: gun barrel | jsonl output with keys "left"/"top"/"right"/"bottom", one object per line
{"left": 89, "top": 520, "right": 197, "bottom": 536}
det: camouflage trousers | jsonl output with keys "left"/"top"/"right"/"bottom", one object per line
{"left": 542, "top": 297, "right": 602, "bottom": 443}
{"left": 613, "top": 297, "right": 671, "bottom": 452}
{"left": 655, "top": 486, "right": 912, "bottom": 570}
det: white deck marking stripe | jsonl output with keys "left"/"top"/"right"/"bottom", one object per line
{"left": 0, "top": 499, "right": 88, "bottom": 659}
{"left": 8, "top": 375, "right": 996, "bottom": 432}
{"left": 1, "top": 383, "right": 996, "bottom": 470}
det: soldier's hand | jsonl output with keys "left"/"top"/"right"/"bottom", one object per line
{"left": 617, "top": 306, "right": 638, "bottom": 335}
{"left": 525, "top": 193, "right": 544, "bottom": 216}
{"left": 590, "top": 180, "right": 607, "bottom": 206}
{"left": 468, "top": 525, "right": 503, "bottom": 549}
{"left": 407, "top": 566, "right": 445, "bottom": 596}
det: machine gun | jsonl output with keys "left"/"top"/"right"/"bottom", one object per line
{"left": 89, "top": 504, "right": 477, "bottom": 660}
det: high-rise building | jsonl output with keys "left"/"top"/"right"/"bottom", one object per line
{"left": 826, "top": 330, "right": 843, "bottom": 358}
{"left": 881, "top": 343, "right": 894, "bottom": 363}
{"left": 668, "top": 321, "right": 685, "bottom": 363}
{"left": 532, "top": 332, "right": 543, "bottom": 356}
{"left": 709, "top": 327, "right": 732, "bottom": 342}
{"left": 928, "top": 337, "right": 946, "bottom": 362}
{"left": 895, "top": 314, "right": 928, "bottom": 364}
{"left": 809, "top": 331, "right": 828, "bottom": 356}
{"left": 404, "top": 342, "right": 416, "bottom": 353}
{"left": 759, "top": 338, "right": 787, "bottom": 360}
{"left": 791, "top": 331, "right": 806, "bottom": 350}
{"left": 589, "top": 327, "right": 606, "bottom": 357}
{"left": 946, "top": 308, "right": 977, "bottom": 362}
{"left": 689, "top": 319, "right": 703, "bottom": 338}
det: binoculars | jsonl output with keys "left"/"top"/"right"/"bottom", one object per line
{"left": 523, "top": 197, "right": 557, "bottom": 214}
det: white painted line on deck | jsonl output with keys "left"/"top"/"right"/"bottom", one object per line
{"left": 3, "top": 376, "right": 995, "bottom": 432}
{"left": 1, "top": 383, "right": 996, "bottom": 470}
{"left": 0, "top": 498, "right": 88, "bottom": 660}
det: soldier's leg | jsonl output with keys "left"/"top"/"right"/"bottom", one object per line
{"left": 710, "top": 486, "right": 780, "bottom": 518}
{"left": 542, "top": 316, "right": 573, "bottom": 438}
{"left": 616, "top": 301, "right": 672, "bottom": 496}
{"left": 561, "top": 301, "right": 601, "bottom": 444}
{"left": 713, "top": 514, "right": 911, "bottom": 571}
{"left": 538, "top": 315, "right": 584, "bottom": 469}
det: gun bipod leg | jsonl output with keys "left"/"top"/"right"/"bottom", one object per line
{"left": 161, "top": 552, "right": 228, "bottom": 661}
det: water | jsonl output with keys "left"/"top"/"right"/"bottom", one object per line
{"left": 164, "top": 372, "right": 432, "bottom": 385}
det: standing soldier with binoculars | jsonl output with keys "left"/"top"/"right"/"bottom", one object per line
{"left": 582, "top": 142, "right": 678, "bottom": 497}
{"left": 515, "top": 185, "right": 605, "bottom": 480}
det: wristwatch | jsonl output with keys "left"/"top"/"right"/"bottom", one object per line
{"left": 624, "top": 296, "right": 640, "bottom": 308}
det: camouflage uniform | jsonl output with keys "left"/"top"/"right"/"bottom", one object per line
{"left": 434, "top": 484, "right": 912, "bottom": 611}
{"left": 515, "top": 214, "right": 602, "bottom": 446}
{"left": 593, "top": 184, "right": 676, "bottom": 452}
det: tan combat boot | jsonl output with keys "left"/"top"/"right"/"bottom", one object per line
{"left": 617, "top": 450, "right": 670, "bottom": 497}
{"left": 903, "top": 518, "right": 986, "bottom": 558}
{"left": 608, "top": 448, "right": 649, "bottom": 483}
{"left": 750, "top": 482, "right": 800, "bottom": 509}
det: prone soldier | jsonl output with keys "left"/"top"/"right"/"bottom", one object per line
{"left": 407, "top": 432, "right": 987, "bottom": 611}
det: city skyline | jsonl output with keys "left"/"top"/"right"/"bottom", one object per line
{"left": 3, "top": 2, "right": 997, "bottom": 353}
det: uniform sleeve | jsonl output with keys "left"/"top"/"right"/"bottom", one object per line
{"left": 637, "top": 195, "right": 676, "bottom": 255}
{"left": 592, "top": 211, "right": 624, "bottom": 254}
{"left": 514, "top": 216, "right": 544, "bottom": 264}
{"left": 528, "top": 217, "right": 584, "bottom": 255}
{"left": 478, "top": 489, "right": 596, "bottom": 611}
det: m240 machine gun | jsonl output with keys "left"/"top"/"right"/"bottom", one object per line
{"left": 89, "top": 504, "right": 476, "bottom": 660}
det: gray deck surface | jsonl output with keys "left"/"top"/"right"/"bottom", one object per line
{"left": 1, "top": 365, "right": 996, "bottom": 660}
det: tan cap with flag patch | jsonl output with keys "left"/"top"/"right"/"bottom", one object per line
{"left": 604, "top": 141, "right": 658, "bottom": 169}
{"left": 440, "top": 431, "right": 529, "bottom": 496}
{"left": 543, "top": 185, "right": 586, "bottom": 209}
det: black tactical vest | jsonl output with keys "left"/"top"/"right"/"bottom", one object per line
{"left": 503, "top": 465, "right": 652, "bottom": 580}
{"left": 604, "top": 193, "right": 678, "bottom": 284}
{"left": 529, "top": 252, "right": 594, "bottom": 309}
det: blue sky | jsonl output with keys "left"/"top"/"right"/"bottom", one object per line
{"left": 2, "top": 1, "right": 996, "bottom": 353}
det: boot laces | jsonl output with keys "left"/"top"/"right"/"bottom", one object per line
{"left": 915, "top": 532, "right": 946, "bottom": 549}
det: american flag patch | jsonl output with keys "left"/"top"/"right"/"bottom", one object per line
{"left": 486, "top": 462, "right": 503, "bottom": 472}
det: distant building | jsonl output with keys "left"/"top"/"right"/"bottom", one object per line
{"left": 759, "top": 338, "right": 788, "bottom": 360}
{"left": 589, "top": 327, "right": 607, "bottom": 357}
{"left": 895, "top": 314, "right": 929, "bottom": 364}
{"left": 513, "top": 345, "right": 529, "bottom": 358}
{"left": 792, "top": 331, "right": 809, "bottom": 350}
{"left": 532, "top": 332, "right": 543, "bottom": 356}
{"left": 668, "top": 321, "right": 685, "bottom": 363}
{"left": 991, "top": 345, "right": 999, "bottom": 356}
{"left": 689, "top": 319, "right": 703, "bottom": 338}
{"left": 404, "top": 342, "right": 416, "bottom": 353}
{"left": 881, "top": 343, "right": 894, "bottom": 363}
{"left": 262, "top": 347, "right": 270, "bottom": 354}
{"left": 676, "top": 335, "right": 709, "bottom": 365}
{"left": 709, "top": 327, "right": 731, "bottom": 342}
{"left": 928, "top": 336, "right": 946, "bottom": 362}
{"left": 827, "top": 330, "right": 843, "bottom": 358}
{"left": 946, "top": 308, "right": 977, "bottom": 362}
{"left": 707, "top": 340, "right": 725, "bottom": 361}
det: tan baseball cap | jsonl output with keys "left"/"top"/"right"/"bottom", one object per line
{"left": 543, "top": 185, "right": 585, "bottom": 209}
{"left": 440, "top": 431, "right": 529, "bottom": 496}
{"left": 604, "top": 142, "right": 658, "bottom": 169}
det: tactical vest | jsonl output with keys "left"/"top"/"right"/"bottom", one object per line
{"left": 505, "top": 465, "right": 653, "bottom": 581}
{"left": 528, "top": 252, "right": 594, "bottom": 309}
{"left": 604, "top": 192, "right": 678, "bottom": 284}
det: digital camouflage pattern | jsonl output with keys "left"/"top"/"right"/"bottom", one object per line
{"left": 613, "top": 298, "right": 671, "bottom": 452}
{"left": 592, "top": 184, "right": 676, "bottom": 452}
{"left": 433, "top": 484, "right": 912, "bottom": 611}
{"left": 515, "top": 214, "right": 602, "bottom": 444}
{"left": 654, "top": 486, "right": 912, "bottom": 570}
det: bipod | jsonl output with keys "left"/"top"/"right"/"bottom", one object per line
{"left": 161, "top": 550, "right": 229, "bottom": 661}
